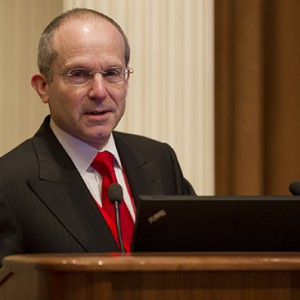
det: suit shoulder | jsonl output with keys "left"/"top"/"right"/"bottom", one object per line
{"left": 0, "top": 139, "right": 35, "bottom": 163}
{"left": 113, "top": 131, "right": 166, "bottom": 147}
{"left": 113, "top": 131, "right": 176, "bottom": 163}
{"left": 0, "top": 138, "right": 37, "bottom": 180}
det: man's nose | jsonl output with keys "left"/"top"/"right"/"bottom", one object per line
{"left": 88, "top": 73, "right": 107, "bottom": 99}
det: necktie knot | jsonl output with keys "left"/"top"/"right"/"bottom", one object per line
{"left": 91, "top": 151, "right": 116, "bottom": 182}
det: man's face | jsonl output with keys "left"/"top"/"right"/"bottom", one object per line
{"left": 37, "top": 19, "right": 129, "bottom": 149}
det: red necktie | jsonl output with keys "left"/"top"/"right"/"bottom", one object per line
{"left": 91, "top": 151, "right": 134, "bottom": 251}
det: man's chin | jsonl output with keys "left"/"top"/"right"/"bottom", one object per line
{"left": 83, "top": 130, "right": 112, "bottom": 149}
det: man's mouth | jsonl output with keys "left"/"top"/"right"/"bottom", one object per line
{"left": 86, "top": 110, "right": 108, "bottom": 115}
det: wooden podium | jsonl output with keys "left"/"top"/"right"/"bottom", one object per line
{"left": 1, "top": 252, "right": 300, "bottom": 299}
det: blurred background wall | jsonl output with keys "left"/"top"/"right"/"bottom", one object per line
{"left": 215, "top": 0, "right": 300, "bottom": 195}
{"left": 0, "top": 0, "right": 62, "bottom": 154}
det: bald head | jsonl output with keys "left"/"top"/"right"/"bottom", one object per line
{"left": 37, "top": 8, "right": 130, "bottom": 78}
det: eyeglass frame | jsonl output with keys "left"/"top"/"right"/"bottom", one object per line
{"left": 51, "top": 66, "right": 134, "bottom": 87}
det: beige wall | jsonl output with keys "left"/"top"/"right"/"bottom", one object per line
{"left": 0, "top": 0, "right": 62, "bottom": 155}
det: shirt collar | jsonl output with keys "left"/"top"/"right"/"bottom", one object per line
{"left": 50, "top": 119, "right": 122, "bottom": 175}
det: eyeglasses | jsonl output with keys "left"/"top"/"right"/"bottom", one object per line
{"left": 54, "top": 66, "right": 133, "bottom": 87}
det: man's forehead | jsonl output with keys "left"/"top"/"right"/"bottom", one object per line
{"left": 58, "top": 17, "right": 121, "bottom": 39}
{"left": 53, "top": 18, "right": 122, "bottom": 49}
{"left": 51, "top": 18, "right": 125, "bottom": 67}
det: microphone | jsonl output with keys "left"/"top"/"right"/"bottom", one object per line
{"left": 289, "top": 181, "right": 300, "bottom": 195}
{"left": 108, "top": 183, "right": 125, "bottom": 252}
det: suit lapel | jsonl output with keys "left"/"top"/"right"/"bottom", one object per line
{"left": 114, "top": 132, "right": 163, "bottom": 205}
{"left": 27, "top": 119, "right": 119, "bottom": 252}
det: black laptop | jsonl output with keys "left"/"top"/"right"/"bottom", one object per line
{"left": 131, "top": 195, "right": 300, "bottom": 252}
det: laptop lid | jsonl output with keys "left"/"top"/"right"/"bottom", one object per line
{"left": 132, "top": 195, "right": 300, "bottom": 252}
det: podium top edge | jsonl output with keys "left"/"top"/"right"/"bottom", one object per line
{"left": 3, "top": 252, "right": 300, "bottom": 272}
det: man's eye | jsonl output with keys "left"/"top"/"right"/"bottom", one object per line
{"left": 103, "top": 69, "right": 121, "bottom": 77}
{"left": 68, "top": 70, "right": 90, "bottom": 78}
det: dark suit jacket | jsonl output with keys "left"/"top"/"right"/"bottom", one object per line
{"left": 0, "top": 116, "right": 195, "bottom": 265}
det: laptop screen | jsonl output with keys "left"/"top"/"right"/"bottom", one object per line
{"left": 132, "top": 195, "right": 300, "bottom": 252}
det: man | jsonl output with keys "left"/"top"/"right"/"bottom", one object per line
{"left": 0, "top": 8, "right": 195, "bottom": 266}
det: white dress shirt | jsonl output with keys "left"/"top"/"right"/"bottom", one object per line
{"left": 50, "top": 120, "right": 136, "bottom": 221}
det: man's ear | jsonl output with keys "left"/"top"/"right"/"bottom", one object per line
{"left": 31, "top": 74, "right": 50, "bottom": 103}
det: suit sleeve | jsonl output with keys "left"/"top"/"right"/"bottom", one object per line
{"left": 0, "top": 191, "right": 23, "bottom": 267}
